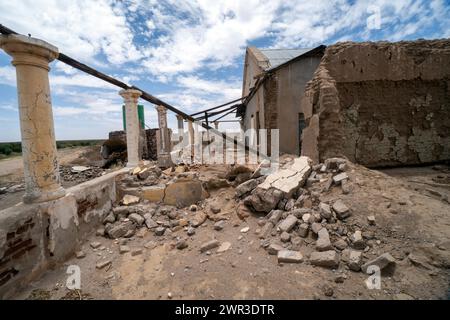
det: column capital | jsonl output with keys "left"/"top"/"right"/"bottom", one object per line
{"left": 0, "top": 34, "right": 59, "bottom": 70}
{"left": 119, "top": 89, "right": 142, "bottom": 103}
{"left": 155, "top": 105, "right": 167, "bottom": 114}
{"left": 176, "top": 114, "right": 184, "bottom": 121}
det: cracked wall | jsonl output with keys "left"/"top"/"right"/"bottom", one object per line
{"left": 300, "top": 40, "right": 450, "bottom": 167}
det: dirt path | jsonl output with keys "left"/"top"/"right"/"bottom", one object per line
{"left": 12, "top": 161, "right": 450, "bottom": 300}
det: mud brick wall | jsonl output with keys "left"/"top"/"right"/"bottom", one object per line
{"left": 300, "top": 40, "right": 450, "bottom": 167}
{"left": 0, "top": 169, "right": 127, "bottom": 298}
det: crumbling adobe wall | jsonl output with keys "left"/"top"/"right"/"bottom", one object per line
{"left": 300, "top": 40, "right": 450, "bottom": 167}
{"left": 0, "top": 169, "right": 127, "bottom": 298}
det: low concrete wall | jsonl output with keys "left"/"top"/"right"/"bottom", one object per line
{"left": 0, "top": 168, "right": 128, "bottom": 298}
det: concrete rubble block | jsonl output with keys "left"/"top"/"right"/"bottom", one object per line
{"left": 298, "top": 223, "right": 309, "bottom": 238}
{"left": 332, "top": 200, "right": 350, "bottom": 219}
{"left": 225, "top": 165, "right": 253, "bottom": 180}
{"left": 119, "top": 245, "right": 130, "bottom": 254}
{"left": 311, "top": 222, "right": 323, "bottom": 234}
{"left": 310, "top": 250, "right": 340, "bottom": 268}
{"left": 332, "top": 172, "right": 348, "bottom": 185}
{"left": 316, "top": 228, "right": 333, "bottom": 251}
{"left": 259, "top": 157, "right": 312, "bottom": 198}
{"left": 103, "top": 213, "right": 115, "bottom": 224}
{"left": 350, "top": 230, "right": 366, "bottom": 250}
{"left": 90, "top": 241, "right": 102, "bottom": 249}
{"left": 200, "top": 239, "right": 220, "bottom": 253}
{"left": 164, "top": 178, "right": 204, "bottom": 208}
{"left": 278, "top": 214, "right": 298, "bottom": 232}
{"left": 141, "top": 185, "right": 166, "bottom": 202}
{"left": 128, "top": 213, "right": 145, "bottom": 226}
{"left": 243, "top": 187, "right": 283, "bottom": 213}
{"left": 75, "top": 251, "right": 86, "bottom": 259}
{"left": 235, "top": 179, "right": 259, "bottom": 198}
{"left": 145, "top": 216, "right": 158, "bottom": 229}
{"left": 367, "top": 215, "right": 376, "bottom": 225}
{"left": 280, "top": 231, "right": 291, "bottom": 243}
{"left": 267, "top": 210, "right": 283, "bottom": 225}
{"left": 277, "top": 250, "right": 304, "bottom": 263}
{"left": 334, "top": 239, "right": 348, "bottom": 250}
{"left": 217, "top": 242, "right": 231, "bottom": 253}
{"left": 131, "top": 248, "right": 143, "bottom": 256}
{"left": 361, "top": 253, "right": 396, "bottom": 274}
{"left": 348, "top": 250, "right": 363, "bottom": 271}
{"left": 107, "top": 221, "right": 136, "bottom": 239}
{"left": 122, "top": 194, "right": 140, "bottom": 205}
{"left": 96, "top": 260, "right": 112, "bottom": 269}
{"left": 154, "top": 226, "right": 166, "bottom": 236}
{"left": 259, "top": 222, "right": 273, "bottom": 239}
{"left": 113, "top": 206, "right": 132, "bottom": 217}
{"left": 267, "top": 243, "right": 284, "bottom": 255}
{"left": 319, "top": 202, "right": 332, "bottom": 220}
{"left": 325, "top": 158, "right": 347, "bottom": 171}
{"left": 191, "top": 211, "right": 207, "bottom": 227}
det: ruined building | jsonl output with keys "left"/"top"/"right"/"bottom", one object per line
{"left": 240, "top": 40, "right": 450, "bottom": 167}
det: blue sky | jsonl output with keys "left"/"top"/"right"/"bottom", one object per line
{"left": 0, "top": 0, "right": 449, "bottom": 142}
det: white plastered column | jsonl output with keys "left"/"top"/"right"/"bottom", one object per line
{"left": 119, "top": 89, "right": 142, "bottom": 168}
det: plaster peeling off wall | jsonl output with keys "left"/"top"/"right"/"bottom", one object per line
{"left": 300, "top": 40, "right": 450, "bottom": 167}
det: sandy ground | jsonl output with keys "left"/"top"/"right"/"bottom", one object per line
{"left": 0, "top": 146, "right": 103, "bottom": 210}
{"left": 10, "top": 161, "right": 450, "bottom": 300}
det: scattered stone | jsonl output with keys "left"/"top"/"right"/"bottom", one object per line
{"left": 200, "top": 239, "right": 220, "bottom": 253}
{"left": 316, "top": 228, "right": 332, "bottom": 251}
{"left": 298, "top": 223, "right": 309, "bottom": 238}
{"left": 319, "top": 203, "right": 332, "bottom": 220}
{"left": 189, "top": 204, "right": 198, "bottom": 211}
{"left": 259, "top": 222, "right": 273, "bottom": 239}
{"left": 334, "top": 274, "right": 347, "bottom": 283}
{"left": 311, "top": 222, "right": 323, "bottom": 234}
{"left": 332, "top": 172, "right": 348, "bottom": 184}
{"left": 191, "top": 211, "right": 207, "bottom": 227}
{"left": 267, "top": 243, "right": 284, "bottom": 255}
{"left": 280, "top": 232, "right": 291, "bottom": 243}
{"left": 240, "top": 226, "right": 250, "bottom": 233}
{"left": 154, "top": 227, "right": 166, "bottom": 236}
{"left": 145, "top": 217, "right": 158, "bottom": 229}
{"left": 217, "top": 242, "right": 231, "bottom": 253}
{"left": 235, "top": 179, "right": 259, "bottom": 198}
{"left": 348, "top": 250, "right": 363, "bottom": 271}
{"left": 367, "top": 215, "right": 376, "bottom": 225}
{"left": 322, "top": 284, "right": 334, "bottom": 297}
{"left": 278, "top": 215, "right": 298, "bottom": 232}
{"left": 310, "top": 250, "right": 340, "bottom": 268}
{"left": 144, "top": 241, "right": 157, "bottom": 249}
{"left": 214, "top": 220, "right": 225, "bottom": 231}
{"left": 96, "top": 260, "right": 112, "bottom": 269}
{"left": 187, "top": 227, "right": 196, "bottom": 236}
{"left": 122, "top": 194, "right": 140, "bottom": 205}
{"left": 131, "top": 248, "right": 143, "bottom": 256}
{"left": 267, "top": 210, "right": 283, "bottom": 225}
{"left": 103, "top": 213, "right": 116, "bottom": 224}
{"left": 176, "top": 239, "right": 188, "bottom": 250}
{"left": 277, "top": 250, "right": 303, "bottom": 263}
{"left": 90, "top": 242, "right": 102, "bottom": 249}
{"left": 75, "top": 251, "right": 86, "bottom": 259}
{"left": 210, "top": 204, "right": 221, "bottom": 214}
{"left": 334, "top": 239, "right": 348, "bottom": 250}
{"left": 361, "top": 253, "right": 396, "bottom": 273}
{"left": 119, "top": 245, "right": 130, "bottom": 254}
{"left": 332, "top": 200, "right": 350, "bottom": 219}
{"left": 394, "top": 293, "right": 414, "bottom": 300}
{"left": 302, "top": 213, "right": 312, "bottom": 223}
{"left": 71, "top": 166, "right": 90, "bottom": 173}
{"left": 107, "top": 221, "right": 136, "bottom": 239}
{"left": 128, "top": 213, "right": 145, "bottom": 226}
{"left": 244, "top": 187, "right": 284, "bottom": 213}
{"left": 96, "top": 228, "right": 105, "bottom": 237}
{"left": 350, "top": 231, "right": 366, "bottom": 250}
{"left": 236, "top": 203, "right": 252, "bottom": 220}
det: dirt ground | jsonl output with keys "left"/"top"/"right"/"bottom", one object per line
{"left": 0, "top": 146, "right": 109, "bottom": 210}
{"left": 9, "top": 160, "right": 450, "bottom": 300}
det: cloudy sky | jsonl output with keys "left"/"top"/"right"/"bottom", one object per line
{"left": 0, "top": 0, "right": 449, "bottom": 142}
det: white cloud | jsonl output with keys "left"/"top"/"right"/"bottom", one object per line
{"left": 0, "top": 65, "right": 16, "bottom": 86}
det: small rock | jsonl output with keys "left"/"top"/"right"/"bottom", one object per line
{"left": 322, "top": 284, "right": 334, "bottom": 297}
{"left": 332, "top": 200, "right": 350, "bottom": 219}
{"left": 277, "top": 250, "right": 303, "bottom": 263}
{"left": 267, "top": 243, "right": 284, "bottom": 255}
{"left": 75, "top": 251, "right": 86, "bottom": 259}
{"left": 361, "top": 253, "right": 396, "bottom": 273}
{"left": 189, "top": 204, "right": 198, "bottom": 211}
{"left": 350, "top": 230, "right": 365, "bottom": 250}
{"left": 302, "top": 213, "right": 312, "bottom": 223}
{"left": 278, "top": 215, "right": 298, "bottom": 232}
{"left": 348, "top": 250, "right": 363, "bottom": 271}
{"left": 310, "top": 250, "right": 340, "bottom": 268}
{"left": 103, "top": 213, "right": 116, "bottom": 224}
{"left": 298, "top": 223, "right": 309, "bottom": 238}
{"left": 155, "top": 226, "right": 166, "bottom": 236}
{"left": 332, "top": 172, "right": 348, "bottom": 184}
{"left": 119, "top": 245, "right": 130, "bottom": 254}
{"left": 210, "top": 204, "right": 221, "bottom": 214}
{"left": 334, "top": 239, "right": 348, "bottom": 251}
{"left": 176, "top": 239, "right": 188, "bottom": 250}
{"left": 90, "top": 242, "right": 102, "bottom": 249}
{"left": 128, "top": 213, "right": 145, "bottom": 226}
{"left": 217, "top": 242, "right": 231, "bottom": 253}
{"left": 187, "top": 227, "right": 196, "bottom": 236}
{"left": 214, "top": 220, "right": 225, "bottom": 231}
{"left": 367, "top": 215, "right": 376, "bottom": 225}
{"left": 96, "top": 260, "right": 112, "bottom": 269}
{"left": 311, "top": 222, "right": 323, "bottom": 234}
{"left": 96, "top": 228, "right": 105, "bottom": 237}
{"left": 200, "top": 239, "right": 220, "bottom": 253}
{"left": 240, "top": 226, "right": 250, "bottom": 233}
{"left": 122, "top": 194, "right": 140, "bottom": 205}
{"left": 316, "top": 228, "right": 332, "bottom": 251}
{"left": 280, "top": 231, "right": 291, "bottom": 243}
{"left": 319, "top": 203, "right": 332, "bottom": 220}
{"left": 131, "top": 248, "right": 143, "bottom": 256}
{"left": 144, "top": 241, "right": 157, "bottom": 249}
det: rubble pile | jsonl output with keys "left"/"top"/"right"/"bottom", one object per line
{"left": 235, "top": 156, "right": 397, "bottom": 273}
{"left": 59, "top": 165, "right": 106, "bottom": 184}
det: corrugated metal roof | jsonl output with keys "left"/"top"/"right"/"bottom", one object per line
{"left": 259, "top": 48, "right": 313, "bottom": 70}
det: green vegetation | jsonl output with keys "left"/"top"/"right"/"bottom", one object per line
{"left": 0, "top": 140, "right": 103, "bottom": 158}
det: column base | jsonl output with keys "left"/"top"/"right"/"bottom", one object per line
{"left": 23, "top": 186, "right": 66, "bottom": 204}
{"left": 158, "top": 153, "right": 174, "bottom": 168}
{"left": 126, "top": 162, "right": 139, "bottom": 168}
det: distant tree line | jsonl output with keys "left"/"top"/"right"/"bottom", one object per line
{"left": 0, "top": 140, "right": 103, "bottom": 156}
